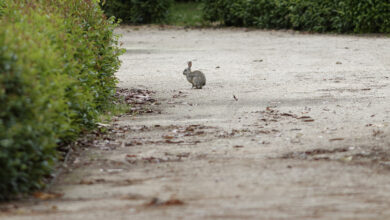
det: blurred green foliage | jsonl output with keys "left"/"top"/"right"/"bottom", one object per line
{"left": 101, "top": 0, "right": 173, "bottom": 24}
{"left": 0, "top": 0, "right": 123, "bottom": 200}
{"left": 168, "top": 2, "right": 205, "bottom": 26}
{"left": 203, "top": 0, "right": 390, "bottom": 33}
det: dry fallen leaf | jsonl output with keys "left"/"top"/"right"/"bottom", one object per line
{"left": 79, "top": 180, "right": 94, "bottom": 185}
{"left": 33, "top": 192, "right": 63, "bottom": 200}
{"left": 163, "top": 135, "right": 174, "bottom": 140}
{"left": 281, "top": 113, "right": 296, "bottom": 118}
{"left": 329, "top": 138, "right": 345, "bottom": 142}
{"left": 163, "top": 199, "right": 185, "bottom": 206}
{"left": 145, "top": 198, "right": 185, "bottom": 206}
{"left": 176, "top": 153, "right": 190, "bottom": 158}
{"left": 165, "top": 140, "right": 184, "bottom": 144}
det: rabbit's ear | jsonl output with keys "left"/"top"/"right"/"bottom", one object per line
{"left": 188, "top": 61, "right": 192, "bottom": 68}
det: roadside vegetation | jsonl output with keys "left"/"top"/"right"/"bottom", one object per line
{"left": 203, "top": 0, "right": 390, "bottom": 33}
{"left": 0, "top": 0, "right": 123, "bottom": 200}
{"left": 102, "top": 0, "right": 389, "bottom": 33}
{"left": 101, "top": 0, "right": 173, "bottom": 24}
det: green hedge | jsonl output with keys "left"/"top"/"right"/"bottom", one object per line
{"left": 203, "top": 0, "right": 390, "bottom": 33}
{"left": 0, "top": 0, "right": 122, "bottom": 200}
{"left": 101, "top": 0, "right": 173, "bottom": 24}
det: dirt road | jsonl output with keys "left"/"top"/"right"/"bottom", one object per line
{"left": 1, "top": 26, "right": 390, "bottom": 219}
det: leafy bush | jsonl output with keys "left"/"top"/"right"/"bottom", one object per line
{"left": 202, "top": 0, "right": 390, "bottom": 33}
{"left": 175, "top": 0, "right": 201, "bottom": 2}
{"left": 0, "top": 0, "right": 122, "bottom": 200}
{"left": 0, "top": 1, "right": 5, "bottom": 16}
{"left": 101, "top": 0, "right": 173, "bottom": 24}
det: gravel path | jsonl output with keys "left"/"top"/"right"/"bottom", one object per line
{"left": 1, "top": 26, "right": 390, "bottom": 220}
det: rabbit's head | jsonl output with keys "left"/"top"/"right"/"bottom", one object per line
{"left": 183, "top": 61, "right": 192, "bottom": 76}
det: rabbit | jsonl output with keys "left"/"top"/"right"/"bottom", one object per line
{"left": 183, "top": 61, "right": 206, "bottom": 89}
